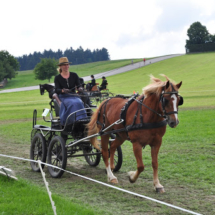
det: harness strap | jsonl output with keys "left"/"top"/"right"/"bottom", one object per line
{"left": 97, "top": 98, "right": 111, "bottom": 133}
{"left": 126, "top": 120, "right": 167, "bottom": 132}
{"left": 99, "top": 119, "right": 167, "bottom": 136}
{"left": 132, "top": 108, "right": 139, "bottom": 126}
{"left": 134, "top": 99, "right": 165, "bottom": 118}
{"left": 139, "top": 97, "right": 144, "bottom": 124}
{"left": 121, "top": 94, "right": 139, "bottom": 126}
{"left": 132, "top": 97, "right": 144, "bottom": 126}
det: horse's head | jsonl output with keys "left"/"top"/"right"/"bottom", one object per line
{"left": 160, "top": 80, "right": 183, "bottom": 128}
{"left": 39, "top": 84, "right": 55, "bottom": 99}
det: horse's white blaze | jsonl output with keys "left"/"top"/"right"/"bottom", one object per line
{"left": 171, "top": 94, "right": 178, "bottom": 121}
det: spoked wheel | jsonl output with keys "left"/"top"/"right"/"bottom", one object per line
{"left": 47, "top": 136, "right": 67, "bottom": 178}
{"left": 110, "top": 134, "right": 123, "bottom": 172}
{"left": 30, "top": 133, "right": 47, "bottom": 172}
{"left": 84, "top": 142, "right": 101, "bottom": 166}
{"left": 90, "top": 96, "right": 101, "bottom": 106}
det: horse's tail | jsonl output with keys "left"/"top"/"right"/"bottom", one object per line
{"left": 87, "top": 107, "right": 101, "bottom": 151}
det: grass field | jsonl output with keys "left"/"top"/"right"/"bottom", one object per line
{"left": 0, "top": 52, "right": 215, "bottom": 215}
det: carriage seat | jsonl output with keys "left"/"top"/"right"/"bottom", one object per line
{"left": 91, "top": 84, "right": 99, "bottom": 91}
{"left": 52, "top": 93, "right": 61, "bottom": 117}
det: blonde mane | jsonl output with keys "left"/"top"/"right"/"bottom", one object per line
{"left": 142, "top": 74, "right": 177, "bottom": 97}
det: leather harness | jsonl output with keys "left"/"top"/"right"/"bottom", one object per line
{"left": 96, "top": 94, "right": 167, "bottom": 139}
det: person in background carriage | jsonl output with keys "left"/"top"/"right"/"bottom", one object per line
{"left": 78, "top": 77, "right": 95, "bottom": 108}
{"left": 79, "top": 78, "right": 86, "bottom": 89}
{"left": 86, "top": 75, "right": 96, "bottom": 91}
{"left": 54, "top": 57, "right": 87, "bottom": 126}
{"left": 99, "top": 76, "right": 108, "bottom": 91}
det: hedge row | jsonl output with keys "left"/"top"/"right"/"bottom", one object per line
{"left": 186, "top": 43, "right": 215, "bottom": 53}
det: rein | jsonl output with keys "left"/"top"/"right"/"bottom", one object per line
{"left": 134, "top": 98, "right": 165, "bottom": 118}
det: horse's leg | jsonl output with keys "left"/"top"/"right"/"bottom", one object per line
{"left": 151, "top": 144, "right": 165, "bottom": 193}
{"left": 101, "top": 135, "right": 118, "bottom": 184}
{"left": 128, "top": 142, "right": 144, "bottom": 183}
{"left": 109, "top": 135, "right": 123, "bottom": 171}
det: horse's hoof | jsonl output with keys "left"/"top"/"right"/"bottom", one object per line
{"left": 127, "top": 171, "right": 136, "bottom": 183}
{"left": 128, "top": 177, "right": 135, "bottom": 183}
{"left": 155, "top": 187, "right": 165, "bottom": 193}
{"left": 109, "top": 178, "right": 118, "bottom": 184}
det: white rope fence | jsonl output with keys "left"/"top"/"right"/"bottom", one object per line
{"left": 38, "top": 161, "right": 57, "bottom": 215}
{"left": 0, "top": 153, "right": 202, "bottom": 215}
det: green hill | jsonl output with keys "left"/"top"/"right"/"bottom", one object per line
{"left": 0, "top": 59, "right": 143, "bottom": 90}
{"left": 106, "top": 53, "right": 215, "bottom": 108}
{"left": 1, "top": 53, "right": 215, "bottom": 109}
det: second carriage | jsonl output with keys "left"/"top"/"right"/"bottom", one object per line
{"left": 80, "top": 77, "right": 114, "bottom": 106}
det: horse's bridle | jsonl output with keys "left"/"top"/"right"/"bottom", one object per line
{"left": 160, "top": 83, "right": 183, "bottom": 117}
{"left": 135, "top": 83, "right": 183, "bottom": 119}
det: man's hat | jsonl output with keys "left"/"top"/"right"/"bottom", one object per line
{"left": 58, "top": 57, "right": 72, "bottom": 66}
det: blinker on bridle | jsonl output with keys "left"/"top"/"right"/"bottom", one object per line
{"left": 160, "top": 83, "right": 183, "bottom": 117}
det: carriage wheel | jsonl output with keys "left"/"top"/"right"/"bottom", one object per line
{"left": 30, "top": 133, "right": 47, "bottom": 172}
{"left": 84, "top": 143, "right": 101, "bottom": 167}
{"left": 47, "top": 136, "right": 67, "bottom": 178}
{"left": 110, "top": 134, "right": 123, "bottom": 172}
{"left": 90, "top": 96, "right": 100, "bottom": 106}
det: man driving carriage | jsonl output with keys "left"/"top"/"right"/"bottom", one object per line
{"left": 54, "top": 57, "right": 87, "bottom": 126}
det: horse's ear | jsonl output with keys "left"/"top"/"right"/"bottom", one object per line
{"left": 165, "top": 81, "right": 170, "bottom": 90}
{"left": 40, "top": 84, "right": 44, "bottom": 95}
{"left": 176, "top": 81, "right": 182, "bottom": 90}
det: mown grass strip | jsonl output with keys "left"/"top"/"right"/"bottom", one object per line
{"left": 0, "top": 175, "right": 105, "bottom": 215}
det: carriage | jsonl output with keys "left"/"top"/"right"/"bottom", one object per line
{"left": 30, "top": 83, "right": 123, "bottom": 178}
{"left": 30, "top": 75, "right": 183, "bottom": 193}
{"left": 79, "top": 78, "right": 114, "bottom": 106}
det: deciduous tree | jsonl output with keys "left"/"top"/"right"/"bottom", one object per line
{"left": 0, "top": 50, "right": 19, "bottom": 81}
{"left": 186, "top": 22, "right": 209, "bottom": 47}
{"left": 34, "top": 58, "right": 58, "bottom": 82}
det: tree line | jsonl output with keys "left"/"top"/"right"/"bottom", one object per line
{"left": 17, "top": 46, "right": 110, "bottom": 71}
{"left": 185, "top": 22, "right": 215, "bottom": 53}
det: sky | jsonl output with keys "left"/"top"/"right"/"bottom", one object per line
{"left": 1, "top": 0, "right": 215, "bottom": 60}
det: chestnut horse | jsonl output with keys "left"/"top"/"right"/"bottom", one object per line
{"left": 87, "top": 75, "right": 183, "bottom": 193}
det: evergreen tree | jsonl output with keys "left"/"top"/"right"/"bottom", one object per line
{"left": 16, "top": 46, "right": 110, "bottom": 71}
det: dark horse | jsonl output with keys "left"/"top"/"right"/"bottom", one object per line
{"left": 87, "top": 75, "right": 183, "bottom": 193}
